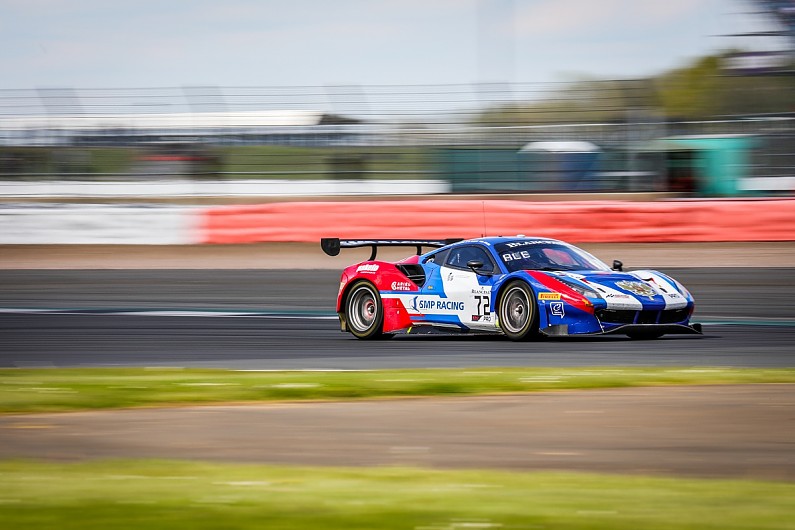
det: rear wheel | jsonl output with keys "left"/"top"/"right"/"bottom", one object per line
{"left": 498, "top": 281, "right": 539, "bottom": 341}
{"left": 345, "top": 281, "right": 385, "bottom": 340}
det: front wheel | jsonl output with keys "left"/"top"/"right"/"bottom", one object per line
{"left": 345, "top": 281, "right": 385, "bottom": 340}
{"left": 497, "top": 281, "right": 539, "bottom": 341}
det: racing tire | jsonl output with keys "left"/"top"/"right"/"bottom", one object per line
{"left": 345, "top": 281, "right": 386, "bottom": 340}
{"left": 497, "top": 281, "right": 539, "bottom": 342}
{"left": 626, "top": 330, "right": 665, "bottom": 340}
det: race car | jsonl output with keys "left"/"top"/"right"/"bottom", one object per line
{"left": 321, "top": 236, "right": 701, "bottom": 341}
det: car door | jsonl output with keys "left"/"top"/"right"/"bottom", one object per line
{"left": 410, "top": 248, "right": 461, "bottom": 328}
{"left": 437, "top": 244, "right": 500, "bottom": 331}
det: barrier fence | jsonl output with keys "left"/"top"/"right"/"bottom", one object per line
{"left": 201, "top": 199, "right": 795, "bottom": 244}
{"left": 3, "top": 199, "right": 793, "bottom": 245}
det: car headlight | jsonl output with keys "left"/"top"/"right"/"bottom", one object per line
{"left": 556, "top": 277, "right": 601, "bottom": 299}
{"left": 672, "top": 279, "right": 692, "bottom": 299}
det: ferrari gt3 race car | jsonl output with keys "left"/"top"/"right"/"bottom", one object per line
{"left": 321, "top": 236, "right": 702, "bottom": 341}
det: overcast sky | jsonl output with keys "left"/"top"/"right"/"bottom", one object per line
{"left": 0, "top": 0, "right": 781, "bottom": 90}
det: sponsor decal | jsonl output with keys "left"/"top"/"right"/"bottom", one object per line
{"left": 550, "top": 302, "right": 565, "bottom": 317}
{"left": 473, "top": 294, "right": 490, "bottom": 321}
{"left": 502, "top": 250, "right": 534, "bottom": 262}
{"left": 356, "top": 264, "right": 379, "bottom": 273}
{"left": 410, "top": 296, "right": 419, "bottom": 311}
{"left": 504, "top": 241, "right": 548, "bottom": 248}
{"left": 390, "top": 281, "right": 413, "bottom": 291}
{"left": 538, "top": 292, "right": 562, "bottom": 301}
{"left": 616, "top": 280, "right": 656, "bottom": 299}
{"left": 605, "top": 293, "right": 632, "bottom": 299}
{"left": 416, "top": 299, "right": 465, "bottom": 312}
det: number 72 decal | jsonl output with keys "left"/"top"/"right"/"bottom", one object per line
{"left": 472, "top": 294, "right": 492, "bottom": 322}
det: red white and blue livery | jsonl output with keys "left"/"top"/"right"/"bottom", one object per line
{"left": 321, "top": 236, "right": 701, "bottom": 341}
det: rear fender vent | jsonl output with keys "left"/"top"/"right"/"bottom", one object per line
{"left": 396, "top": 264, "right": 426, "bottom": 287}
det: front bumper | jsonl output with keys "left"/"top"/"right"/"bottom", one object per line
{"left": 541, "top": 322, "right": 703, "bottom": 337}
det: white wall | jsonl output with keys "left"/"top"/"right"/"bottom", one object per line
{"left": 0, "top": 205, "right": 198, "bottom": 244}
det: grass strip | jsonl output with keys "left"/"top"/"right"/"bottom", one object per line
{"left": 0, "top": 366, "right": 793, "bottom": 414}
{"left": 0, "top": 459, "right": 793, "bottom": 530}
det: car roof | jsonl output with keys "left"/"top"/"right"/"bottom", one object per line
{"left": 449, "top": 236, "right": 562, "bottom": 247}
{"left": 419, "top": 236, "right": 564, "bottom": 259}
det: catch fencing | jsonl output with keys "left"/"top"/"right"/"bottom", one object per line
{"left": 0, "top": 83, "right": 793, "bottom": 195}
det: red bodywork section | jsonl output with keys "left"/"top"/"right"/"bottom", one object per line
{"left": 397, "top": 255, "right": 421, "bottom": 265}
{"left": 381, "top": 297, "right": 414, "bottom": 333}
{"left": 525, "top": 270, "right": 595, "bottom": 314}
{"left": 336, "top": 260, "right": 420, "bottom": 333}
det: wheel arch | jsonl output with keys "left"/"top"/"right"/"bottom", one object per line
{"left": 492, "top": 273, "right": 550, "bottom": 331}
{"left": 341, "top": 278, "right": 388, "bottom": 339}
{"left": 339, "top": 277, "right": 380, "bottom": 332}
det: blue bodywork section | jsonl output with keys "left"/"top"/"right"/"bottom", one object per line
{"left": 401, "top": 236, "right": 697, "bottom": 337}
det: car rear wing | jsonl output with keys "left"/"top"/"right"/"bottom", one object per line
{"left": 321, "top": 238, "right": 462, "bottom": 261}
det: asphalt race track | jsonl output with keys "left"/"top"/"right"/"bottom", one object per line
{"left": 1, "top": 268, "right": 793, "bottom": 369}
{"left": 2, "top": 268, "right": 794, "bottom": 480}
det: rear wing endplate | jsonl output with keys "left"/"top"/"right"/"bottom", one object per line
{"left": 321, "top": 238, "right": 462, "bottom": 261}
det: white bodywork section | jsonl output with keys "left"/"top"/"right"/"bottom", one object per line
{"left": 629, "top": 270, "right": 689, "bottom": 309}
{"left": 383, "top": 266, "right": 498, "bottom": 331}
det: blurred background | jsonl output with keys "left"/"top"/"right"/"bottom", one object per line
{"left": 0, "top": 0, "right": 793, "bottom": 200}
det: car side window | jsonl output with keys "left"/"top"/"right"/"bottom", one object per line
{"left": 445, "top": 246, "right": 495, "bottom": 273}
{"left": 424, "top": 248, "right": 450, "bottom": 265}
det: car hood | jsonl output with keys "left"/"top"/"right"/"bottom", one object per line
{"left": 543, "top": 269, "right": 690, "bottom": 310}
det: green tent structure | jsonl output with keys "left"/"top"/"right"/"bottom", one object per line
{"left": 644, "top": 135, "right": 759, "bottom": 197}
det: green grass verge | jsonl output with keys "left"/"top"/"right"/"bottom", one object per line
{"left": 1, "top": 367, "right": 794, "bottom": 414}
{"left": 0, "top": 459, "right": 793, "bottom": 530}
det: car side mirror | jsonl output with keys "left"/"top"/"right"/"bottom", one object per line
{"left": 467, "top": 259, "right": 492, "bottom": 276}
{"left": 612, "top": 259, "right": 623, "bottom": 272}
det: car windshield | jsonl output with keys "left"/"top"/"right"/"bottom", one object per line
{"left": 495, "top": 240, "right": 611, "bottom": 273}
